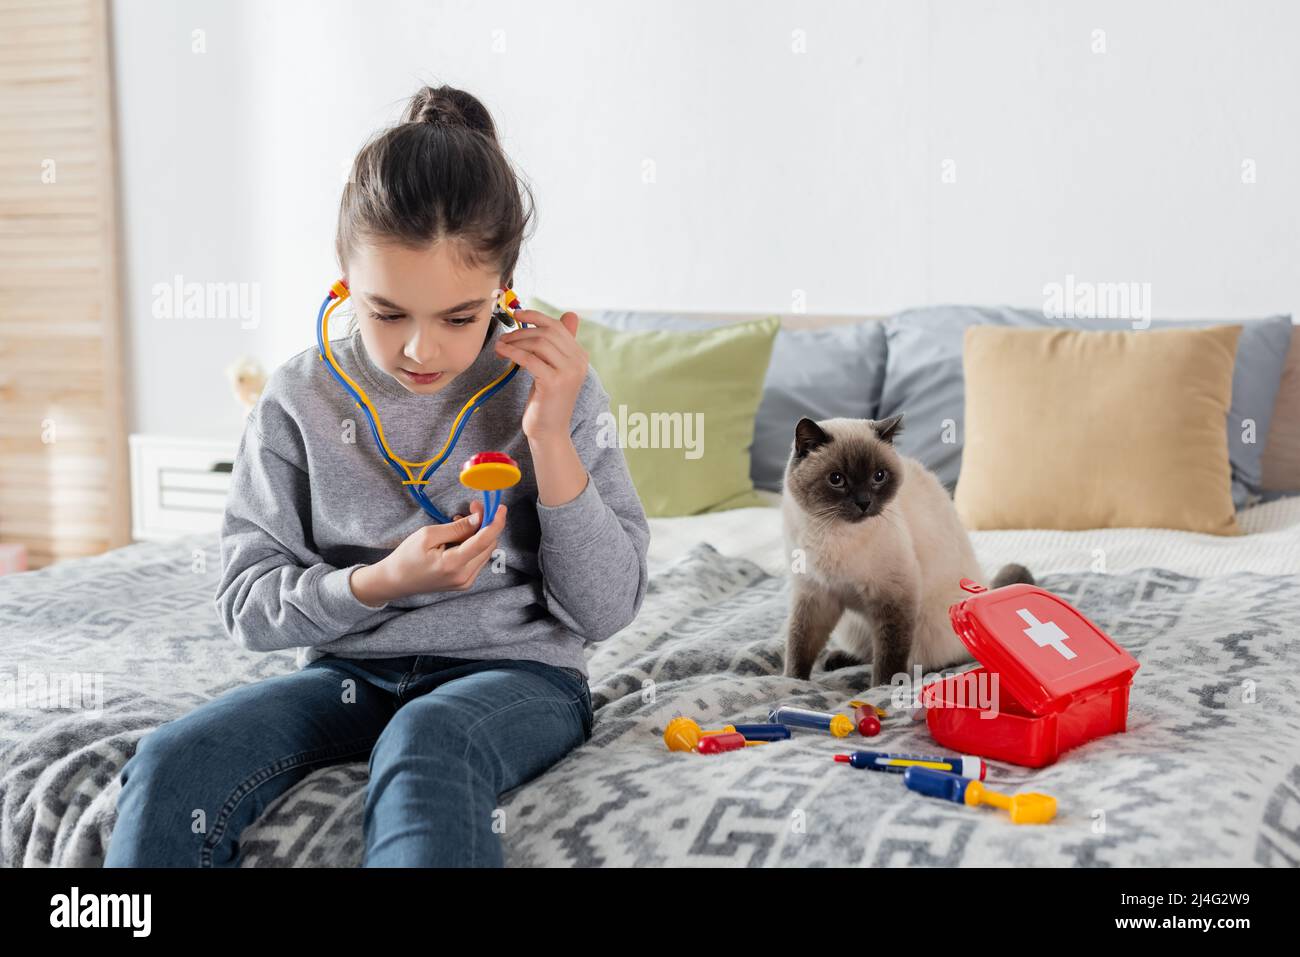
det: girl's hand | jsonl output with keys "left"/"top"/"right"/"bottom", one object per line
{"left": 364, "top": 499, "right": 507, "bottom": 603}
{"left": 493, "top": 310, "right": 588, "bottom": 442}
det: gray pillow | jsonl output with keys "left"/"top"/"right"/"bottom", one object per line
{"left": 583, "top": 311, "right": 888, "bottom": 491}
{"left": 878, "top": 306, "right": 1295, "bottom": 508}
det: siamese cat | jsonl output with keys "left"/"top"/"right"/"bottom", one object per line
{"left": 781, "top": 414, "right": 1034, "bottom": 687}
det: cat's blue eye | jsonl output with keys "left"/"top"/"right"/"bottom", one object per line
{"left": 873, "top": 469, "right": 888, "bottom": 483}
{"left": 828, "top": 472, "right": 846, "bottom": 488}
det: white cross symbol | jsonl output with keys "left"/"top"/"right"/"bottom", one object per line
{"left": 1016, "top": 608, "right": 1077, "bottom": 660}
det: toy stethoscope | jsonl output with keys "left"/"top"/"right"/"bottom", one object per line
{"left": 315, "top": 278, "right": 526, "bottom": 525}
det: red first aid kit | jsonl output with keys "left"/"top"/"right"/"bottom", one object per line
{"left": 921, "top": 578, "right": 1140, "bottom": 767}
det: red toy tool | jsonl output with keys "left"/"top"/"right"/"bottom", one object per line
{"left": 848, "top": 699, "right": 885, "bottom": 737}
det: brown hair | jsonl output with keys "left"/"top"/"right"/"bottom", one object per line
{"left": 336, "top": 85, "right": 534, "bottom": 336}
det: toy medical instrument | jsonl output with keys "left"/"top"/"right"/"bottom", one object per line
{"left": 730, "top": 724, "right": 791, "bottom": 742}
{"left": 664, "top": 717, "right": 727, "bottom": 752}
{"left": 903, "top": 766, "right": 1057, "bottom": 824}
{"left": 315, "top": 279, "right": 529, "bottom": 524}
{"left": 697, "top": 732, "right": 752, "bottom": 755}
{"left": 664, "top": 717, "right": 789, "bottom": 752}
{"left": 848, "top": 699, "right": 885, "bottom": 737}
{"left": 767, "top": 705, "right": 853, "bottom": 738}
{"left": 833, "top": 750, "right": 987, "bottom": 780}
{"left": 460, "top": 451, "right": 520, "bottom": 525}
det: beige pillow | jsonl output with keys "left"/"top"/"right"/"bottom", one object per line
{"left": 955, "top": 324, "right": 1243, "bottom": 535}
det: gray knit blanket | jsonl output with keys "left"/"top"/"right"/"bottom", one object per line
{"left": 1, "top": 533, "right": 1297, "bottom": 866}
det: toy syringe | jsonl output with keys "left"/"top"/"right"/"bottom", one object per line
{"left": 834, "top": 751, "right": 987, "bottom": 780}
{"left": 903, "top": 766, "right": 1057, "bottom": 824}
{"left": 768, "top": 705, "right": 854, "bottom": 737}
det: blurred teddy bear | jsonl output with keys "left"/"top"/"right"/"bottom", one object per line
{"left": 225, "top": 357, "right": 267, "bottom": 414}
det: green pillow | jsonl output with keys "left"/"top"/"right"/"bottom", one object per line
{"left": 529, "top": 297, "right": 778, "bottom": 516}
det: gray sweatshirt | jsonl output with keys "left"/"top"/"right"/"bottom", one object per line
{"left": 213, "top": 319, "right": 650, "bottom": 678}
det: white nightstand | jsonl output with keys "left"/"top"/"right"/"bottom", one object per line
{"left": 129, "top": 434, "right": 240, "bottom": 542}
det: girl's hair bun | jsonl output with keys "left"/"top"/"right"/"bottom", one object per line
{"left": 336, "top": 83, "right": 533, "bottom": 313}
{"left": 403, "top": 84, "right": 497, "bottom": 141}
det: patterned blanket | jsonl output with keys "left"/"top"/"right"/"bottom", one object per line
{"left": 1, "top": 533, "right": 1297, "bottom": 866}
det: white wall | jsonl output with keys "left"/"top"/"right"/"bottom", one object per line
{"left": 110, "top": 0, "right": 1300, "bottom": 439}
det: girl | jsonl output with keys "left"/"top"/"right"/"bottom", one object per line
{"left": 104, "top": 85, "right": 650, "bottom": 868}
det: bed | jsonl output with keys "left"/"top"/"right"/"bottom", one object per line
{"left": 2, "top": 489, "right": 1298, "bottom": 867}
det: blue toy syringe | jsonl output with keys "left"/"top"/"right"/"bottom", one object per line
{"left": 834, "top": 750, "right": 987, "bottom": 780}
{"left": 768, "top": 705, "right": 854, "bottom": 737}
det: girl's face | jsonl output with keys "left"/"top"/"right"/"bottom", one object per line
{"left": 347, "top": 240, "right": 503, "bottom": 395}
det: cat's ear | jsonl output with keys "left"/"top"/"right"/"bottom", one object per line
{"left": 872, "top": 413, "right": 904, "bottom": 445}
{"left": 793, "top": 417, "right": 831, "bottom": 459}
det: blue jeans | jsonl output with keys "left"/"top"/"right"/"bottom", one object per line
{"left": 103, "top": 654, "right": 593, "bottom": 867}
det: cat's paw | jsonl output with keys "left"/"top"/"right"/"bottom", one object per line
{"left": 870, "top": 650, "right": 911, "bottom": 689}
{"left": 783, "top": 657, "right": 813, "bottom": 681}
